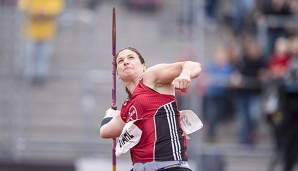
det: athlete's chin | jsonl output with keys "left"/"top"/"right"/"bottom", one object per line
{"left": 120, "top": 73, "right": 135, "bottom": 80}
{"left": 123, "top": 70, "right": 135, "bottom": 76}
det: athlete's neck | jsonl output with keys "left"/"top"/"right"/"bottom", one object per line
{"left": 125, "top": 74, "right": 143, "bottom": 95}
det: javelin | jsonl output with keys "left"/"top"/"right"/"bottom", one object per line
{"left": 111, "top": 7, "right": 117, "bottom": 171}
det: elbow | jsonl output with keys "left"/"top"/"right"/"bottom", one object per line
{"left": 191, "top": 62, "right": 202, "bottom": 79}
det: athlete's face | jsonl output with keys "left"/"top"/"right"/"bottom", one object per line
{"left": 116, "top": 49, "right": 146, "bottom": 81}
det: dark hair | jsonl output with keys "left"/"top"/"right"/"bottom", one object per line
{"left": 116, "top": 47, "right": 145, "bottom": 99}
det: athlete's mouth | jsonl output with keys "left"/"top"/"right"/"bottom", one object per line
{"left": 124, "top": 67, "right": 133, "bottom": 72}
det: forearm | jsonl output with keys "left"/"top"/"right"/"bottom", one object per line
{"left": 100, "top": 119, "right": 120, "bottom": 138}
{"left": 99, "top": 109, "right": 124, "bottom": 138}
{"left": 180, "top": 61, "right": 201, "bottom": 79}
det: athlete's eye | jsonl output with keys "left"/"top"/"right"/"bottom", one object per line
{"left": 117, "top": 59, "right": 123, "bottom": 64}
{"left": 128, "top": 56, "right": 134, "bottom": 60}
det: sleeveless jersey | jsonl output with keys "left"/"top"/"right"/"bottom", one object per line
{"left": 120, "top": 81, "right": 188, "bottom": 163}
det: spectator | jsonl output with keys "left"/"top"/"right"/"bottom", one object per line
{"left": 286, "top": 36, "right": 298, "bottom": 84}
{"left": 197, "top": 46, "right": 233, "bottom": 143}
{"left": 268, "top": 37, "right": 290, "bottom": 79}
{"left": 18, "top": 0, "right": 64, "bottom": 84}
{"left": 258, "top": 0, "right": 294, "bottom": 57}
{"left": 263, "top": 37, "right": 290, "bottom": 137}
{"left": 230, "top": 0, "right": 256, "bottom": 35}
{"left": 230, "top": 38, "right": 267, "bottom": 145}
{"left": 226, "top": 41, "right": 242, "bottom": 69}
{"left": 266, "top": 36, "right": 298, "bottom": 171}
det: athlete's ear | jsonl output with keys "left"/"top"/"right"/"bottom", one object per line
{"left": 143, "top": 64, "right": 147, "bottom": 72}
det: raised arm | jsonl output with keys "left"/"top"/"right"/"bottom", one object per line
{"left": 143, "top": 61, "right": 201, "bottom": 93}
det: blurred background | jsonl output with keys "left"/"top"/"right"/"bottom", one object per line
{"left": 1, "top": 0, "right": 298, "bottom": 171}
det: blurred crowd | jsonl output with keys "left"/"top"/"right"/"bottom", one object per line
{"left": 172, "top": 0, "right": 298, "bottom": 145}
{"left": 196, "top": 36, "right": 298, "bottom": 142}
{"left": 192, "top": 0, "right": 298, "bottom": 170}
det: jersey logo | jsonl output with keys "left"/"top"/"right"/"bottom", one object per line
{"left": 127, "top": 106, "right": 138, "bottom": 122}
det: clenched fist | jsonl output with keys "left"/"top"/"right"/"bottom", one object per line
{"left": 172, "top": 76, "right": 191, "bottom": 93}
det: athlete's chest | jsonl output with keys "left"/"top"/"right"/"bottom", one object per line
{"left": 121, "top": 94, "right": 154, "bottom": 122}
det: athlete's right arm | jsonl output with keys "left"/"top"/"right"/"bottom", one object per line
{"left": 100, "top": 108, "right": 125, "bottom": 138}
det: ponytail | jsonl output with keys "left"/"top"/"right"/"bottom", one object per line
{"left": 125, "top": 87, "right": 132, "bottom": 99}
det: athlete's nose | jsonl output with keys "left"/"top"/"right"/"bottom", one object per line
{"left": 123, "top": 59, "right": 129, "bottom": 66}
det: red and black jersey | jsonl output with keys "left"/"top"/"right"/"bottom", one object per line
{"left": 120, "top": 81, "right": 188, "bottom": 163}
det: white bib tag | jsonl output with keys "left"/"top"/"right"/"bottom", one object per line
{"left": 116, "top": 121, "right": 142, "bottom": 157}
{"left": 180, "top": 110, "right": 203, "bottom": 136}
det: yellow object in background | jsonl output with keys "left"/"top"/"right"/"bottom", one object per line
{"left": 18, "top": 0, "right": 64, "bottom": 40}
